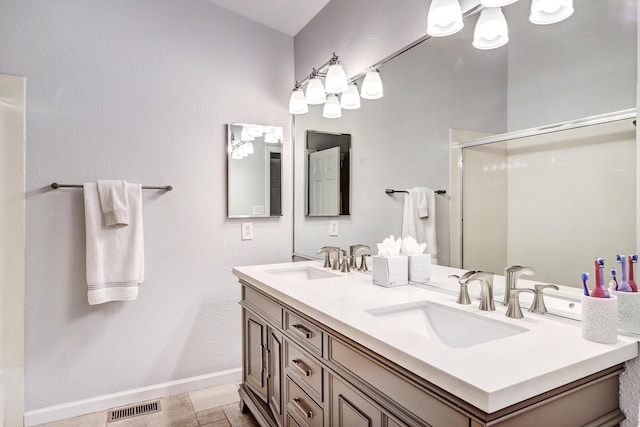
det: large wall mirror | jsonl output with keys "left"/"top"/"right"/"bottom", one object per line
{"left": 293, "top": 0, "right": 637, "bottom": 290}
{"left": 228, "top": 123, "right": 283, "bottom": 218}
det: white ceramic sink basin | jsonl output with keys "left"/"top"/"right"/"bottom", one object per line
{"left": 266, "top": 266, "right": 340, "bottom": 281}
{"left": 366, "top": 301, "right": 528, "bottom": 348}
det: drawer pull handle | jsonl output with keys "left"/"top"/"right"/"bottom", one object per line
{"left": 292, "top": 323, "right": 312, "bottom": 339}
{"left": 292, "top": 359, "right": 312, "bottom": 377}
{"left": 293, "top": 397, "right": 313, "bottom": 419}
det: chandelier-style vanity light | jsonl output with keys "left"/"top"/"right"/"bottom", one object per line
{"left": 427, "top": 0, "right": 574, "bottom": 50}
{"left": 288, "top": 53, "right": 384, "bottom": 118}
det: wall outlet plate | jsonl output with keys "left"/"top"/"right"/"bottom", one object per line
{"left": 241, "top": 222, "right": 253, "bottom": 240}
{"left": 329, "top": 220, "right": 339, "bottom": 236}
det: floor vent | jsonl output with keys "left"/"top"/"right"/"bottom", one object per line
{"left": 107, "top": 400, "right": 161, "bottom": 422}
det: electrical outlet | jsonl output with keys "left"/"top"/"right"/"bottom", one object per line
{"left": 252, "top": 205, "right": 265, "bottom": 215}
{"left": 241, "top": 222, "right": 253, "bottom": 240}
{"left": 329, "top": 220, "right": 339, "bottom": 236}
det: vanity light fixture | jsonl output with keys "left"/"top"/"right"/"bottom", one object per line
{"left": 288, "top": 52, "right": 384, "bottom": 117}
{"left": 473, "top": 7, "right": 509, "bottom": 50}
{"left": 427, "top": 0, "right": 574, "bottom": 50}
{"left": 360, "top": 69, "right": 384, "bottom": 100}
{"left": 240, "top": 126, "right": 255, "bottom": 141}
{"left": 529, "top": 0, "right": 574, "bottom": 25}
{"left": 427, "top": 0, "right": 464, "bottom": 37}
{"left": 480, "top": 0, "right": 518, "bottom": 7}
{"left": 340, "top": 82, "right": 361, "bottom": 109}
{"left": 323, "top": 94, "right": 342, "bottom": 118}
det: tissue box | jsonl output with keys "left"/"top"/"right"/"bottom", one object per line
{"left": 408, "top": 254, "right": 431, "bottom": 283}
{"left": 372, "top": 255, "right": 408, "bottom": 287}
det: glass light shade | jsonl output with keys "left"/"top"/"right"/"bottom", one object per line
{"left": 529, "top": 0, "right": 574, "bottom": 25}
{"left": 473, "top": 7, "right": 509, "bottom": 50}
{"left": 240, "top": 126, "right": 255, "bottom": 141}
{"left": 427, "top": 0, "right": 464, "bottom": 37}
{"left": 274, "top": 127, "right": 283, "bottom": 140}
{"left": 340, "top": 83, "right": 361, "bottom": 109}
{"left": 322, "top": 94, "right": 342, "bottom": 119}
{"left": 248, "top": 126, "right": 262, "bottom": 138}
{"left": 306, "top": 77, "right": 327, "bottom": 104}
{"left": 325, "top": 63, "right": 348, "bottom": 94}
{"left": 480, "top": 0, "right": 518, "bottom": 6}
{"left": 244, "top": 140, "right": 254, "bottom": 155}
{"left": 264, "top": 132, "right": 277, "bottom": 143}
{"left": 289, "top": 88, "right": 308, "bottom": 114}
{"left": 360, "top": 70, "right": 384, "bottom": 100}
{"left": 231, "top": 148, "right": 243, "bottom": 160}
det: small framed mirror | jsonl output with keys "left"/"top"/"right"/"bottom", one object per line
{"left": 306, "top": 130, "right": 351, "bottom": 216}
{"left": 227, "top": 123, "right": 283, "bottom": 218}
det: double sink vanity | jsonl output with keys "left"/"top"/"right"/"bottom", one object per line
{"left": 233, "top": 261, "right": 639, "bottom": 427}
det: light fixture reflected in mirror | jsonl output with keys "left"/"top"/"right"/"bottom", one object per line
{"left": 473, "top": 7, "right": 509, "bottom": 50}
{"left": 427, "top": 0, "right": 464, "bottom": 37}
{"left": 360, "top": 70, "right": 384, "bottom": 100}
{"left": 529, "top": 0, "right": 574, "bottom": 25}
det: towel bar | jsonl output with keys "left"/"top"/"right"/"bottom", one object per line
{"left": 385, "top": 188, "right": 446, "bottom": 195}
{"left": 50, "top": 183, "right": 173, "bottom": 191}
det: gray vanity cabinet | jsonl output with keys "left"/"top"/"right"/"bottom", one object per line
{"left": 239, "top": 281, "right": 627, "bottom": 427}
{"left": 243, "top": 310, "right": 268, "bottom": 402}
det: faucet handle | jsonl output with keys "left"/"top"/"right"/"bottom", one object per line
{"left": 529, "top": 284, "right": 560, "bottom": 314}
{"left": 506, "top": 288, "right": 535, "bottom": 319}
{"left": 449, "top": 271, "right": 477, "bottom": 305}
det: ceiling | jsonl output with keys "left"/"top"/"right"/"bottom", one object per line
{"left": 206, "top": 0, "right": 332, "bottom": 36}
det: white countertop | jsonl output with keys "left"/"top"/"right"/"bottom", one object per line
{"left": 233, "top": 261, "right": 639, "bottom": 413}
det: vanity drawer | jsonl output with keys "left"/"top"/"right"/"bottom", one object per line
{"left": 286, "top": 376, "right": 323, "bottom": 427}
{"left": 243, "top": 286, "right": 282, "bottom": 328}
{"left": 285, "top": 340, "right": 324, "bottom": 402}
{"left": 285, "top": 311, "right": 323, "bottom": 355}
{"left": 328, "top": 337, "right": 468, "bottom": 427}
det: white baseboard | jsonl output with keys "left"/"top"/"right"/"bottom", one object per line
{"left": 23, "top": 367, "right": 242, "bottom": 426}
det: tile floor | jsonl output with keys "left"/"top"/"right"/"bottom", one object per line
{"left": 35, "top": 382, "right": 259, "bottom": 427}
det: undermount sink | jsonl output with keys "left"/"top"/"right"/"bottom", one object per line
{"left": 266, "top": 266, "right": 341, "bottom": 281}
{"left": 366, "top": 301, "right": 528, "bottom": 348}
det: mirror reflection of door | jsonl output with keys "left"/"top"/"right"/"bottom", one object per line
{"left": 309, "top": 146, "right": 340, "bottom": 216}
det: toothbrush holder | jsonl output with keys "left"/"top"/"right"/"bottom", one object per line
{"left": 611, "top": 290, "right": 640, "bottom": 335}
{"left": 581, "top": 295, "right": 618, "bottom": 344}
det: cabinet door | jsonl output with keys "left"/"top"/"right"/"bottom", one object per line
{"left": 268, "top": 326, "right": 285, "bottom": 426}
{"left": 244, "top": 310, "right": 268, "bottom": 402}
{"left": 330, "top": 375, "right": 382, "bottom": 427}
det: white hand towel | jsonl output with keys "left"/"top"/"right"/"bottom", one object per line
{"left": 98, "top": 180, "right": 130, "bottom": 226}
{"left": 84, "top": 182, "right": 144, "bottom": 305}
{"left": 402, "top": 187, "right": 438, "bottom": 264}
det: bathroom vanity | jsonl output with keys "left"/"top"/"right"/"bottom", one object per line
{"left": 233, "top": 261, "right": 638, "bottom": 427}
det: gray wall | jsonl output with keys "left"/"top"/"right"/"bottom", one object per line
{"left": 0, "top": 0, "right": 293, "bottom": 412}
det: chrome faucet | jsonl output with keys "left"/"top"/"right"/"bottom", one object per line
{"left": 449, "top": 270, "right": 478, "bottom": 305}
{"left": 349, "top": 244, "right": 370, "bottom": 270}
{"left": 503, "top": 266, "right": 535, "bottom": 306}
{"left": 318, "top": 246, "right": 340, "bottom": 270}
{"left": 529, "top": 284, "right": 560, "bottom": 314}
{"left": 465, "top": 271, "right": 495, "bottom": 311}
{"left": 506, "top": 288, "right": 535, "bottom": 319}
